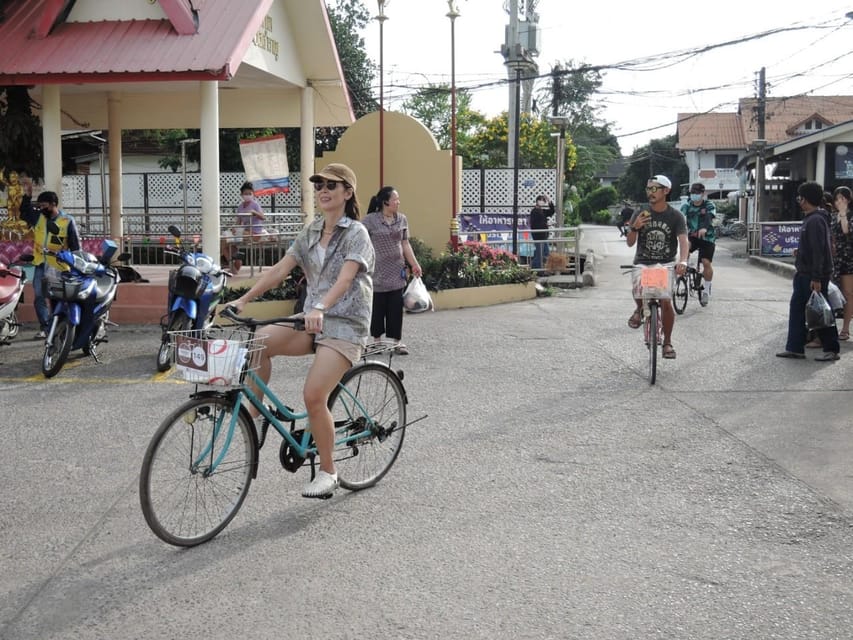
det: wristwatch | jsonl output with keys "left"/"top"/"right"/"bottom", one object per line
{"left": 312, "top": 302, "right": 326, "bottom": 312}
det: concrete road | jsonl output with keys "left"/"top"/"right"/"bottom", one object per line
{"left": 1, "top": 229, "right": 852, "bottom": 640}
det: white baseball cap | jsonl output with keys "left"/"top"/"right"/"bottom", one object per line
{"left": 650, "top": 175, "right": 672, "bottom": 189}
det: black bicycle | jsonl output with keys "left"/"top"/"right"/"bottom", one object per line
{"left": 673, "top": 249, "right": 707, "bottom": 314}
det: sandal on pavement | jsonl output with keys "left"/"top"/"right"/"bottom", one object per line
{"left": 627, "top": 309, "right": 642, "bottom": 329}
{"left": 839, "top": 330, "right": 849, "bottom": 341}
{"left": 302, "top": 470, "right": 339, "bottom": 498}
{"left": 662, "top": 343, "right": 676, "bottom": 359}
{"left": 394, "top": 343, "right": 409, "bottom": 355}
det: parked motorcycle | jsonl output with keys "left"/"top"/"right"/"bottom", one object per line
{"left": 0, "top": 258, "right": 28, "bottom": 345}
{"left": 156, "top": 225, "right": 228, "bottom": 371}
{"left": 39, "top": 231, "right": 123, "bottom": 377}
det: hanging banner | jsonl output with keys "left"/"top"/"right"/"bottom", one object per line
{"left": 239, "top": 134, "right": 290, "bottom": 195}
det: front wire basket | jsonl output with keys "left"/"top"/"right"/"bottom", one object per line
{"left": 169, "top": 326, "right": 267, "bottom": 387}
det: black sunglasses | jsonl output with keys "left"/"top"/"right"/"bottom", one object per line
{"left": 313, "top": 180, "right": 348, "bottom": 192}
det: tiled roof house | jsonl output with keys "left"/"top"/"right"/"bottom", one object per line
{"left": 676, "top": 96, "right": 853, "bottom": 220}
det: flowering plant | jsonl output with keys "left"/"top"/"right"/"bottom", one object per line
{"left": 414, "top": 239, "right": 534, "bottom": 292}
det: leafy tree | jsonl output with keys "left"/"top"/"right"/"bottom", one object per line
{"left": 620, "top": 134, "right": 688, "bottom": 201}
{"left": 400, "top": 85, "right": 486, "bottom": 154}
{"left": 465, "top": 112, "right": 578, "bottom": 171}
{"left": 535, "top": 61, "right": 621, "bottom": 196}
{"left": 326, "top": 0, "right": 377, "bottom": 119}
{"left": 0, "top": 87, "right": 43, "bottom": 180}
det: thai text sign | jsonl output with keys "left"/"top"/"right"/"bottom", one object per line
{"left": 761, "top": 223, "right": 801, "bottom": 257}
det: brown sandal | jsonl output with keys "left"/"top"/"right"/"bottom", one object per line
{"left": 662, "top": 343, "right": 676, "bottom": 359}
{"left": 627, "top": 309, "right": 642, "bottom": 329}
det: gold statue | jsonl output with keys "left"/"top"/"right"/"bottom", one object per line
{"left": 0, "top": 167, "right": 31, "bottom": 221}
{"left": 0, "top": 168, "right": 33, "bottom": 239}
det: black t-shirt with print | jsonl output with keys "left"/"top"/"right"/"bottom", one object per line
{"left": 630, "top": 205, "right": 687, "bottom": 265}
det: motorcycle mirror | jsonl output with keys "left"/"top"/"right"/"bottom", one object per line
{"left": 47, "top": 220, "right": 61, "bottom": 235}
{"left": 168, "top": 225, "right": 181, "bottom": 238}
{"left": 116, "top": 252, "right": 132, "bottom": 263}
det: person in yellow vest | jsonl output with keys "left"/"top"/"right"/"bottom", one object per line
{"left": 21, "top": 191, "right": 81, "bottom": 338}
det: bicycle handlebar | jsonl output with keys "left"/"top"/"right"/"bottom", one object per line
{"left": 221, "top": 305, "right": 305, "bottom": 331}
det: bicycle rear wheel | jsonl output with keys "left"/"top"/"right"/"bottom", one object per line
{"left": 328, "top": 362, "right": 407, "bottom": 491}
{"left": 139, "top": 395, "right": 256, "bottom": 547}
{"left": 647, "top": 303, "right": 658, "bottom": 385}
{"left": 673, "top": 276, "right": 688, "bottom": 314}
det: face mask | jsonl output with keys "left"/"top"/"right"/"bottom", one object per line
{"left": 242, "top": 194, "right": 253, "bottom": 202}
{"left": 690, "top": 193, "right": 703, "bottom": 203}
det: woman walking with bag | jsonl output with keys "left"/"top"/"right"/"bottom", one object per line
{"left": 363, "top": 186, "right": 422, "bottom": 355}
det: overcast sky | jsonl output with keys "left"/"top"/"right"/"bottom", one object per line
{"left": 361, "top": 0, "right": 853, "bottom": 154}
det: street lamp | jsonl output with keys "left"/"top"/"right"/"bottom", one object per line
{"left": 447, "top": 0, "right": 460, "bottom": 251}
{"left": 376, "top": 1, "right": 389, "bottom": 188}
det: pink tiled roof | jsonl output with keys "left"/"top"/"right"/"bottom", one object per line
{"left": 0, "top": 0, "right": 272, "bottom": 84}
{"left": 676, "top": 112, "right": 746, "bottom": 150}
{"left": 678, "top": 96, "right": 853, "bottom": 150}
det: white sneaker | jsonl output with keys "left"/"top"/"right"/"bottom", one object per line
{"left": 700, "top": 290, "right": 710, "bottom": 306}
{"left": 302, "top": 470, "right": 338, "bottom": 498}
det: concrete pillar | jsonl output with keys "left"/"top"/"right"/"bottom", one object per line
{"left": 41, "top": 85, "right": 62, "bottom": 196}
{"left": 200, "top": 81, "right": 220, "bottom": 257}
{"left": 816, "top": 142, "right": 827, "bottom": 188}
{"left": 107, "top": 92, "right": 123, "bottom": 239}
{"left": 301, "top": 85, "right": 315, "bottom": 223}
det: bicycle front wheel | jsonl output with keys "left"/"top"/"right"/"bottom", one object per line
{"left": 139, "top": 395, "right": 256, "bottom": 547}
{"left": 647, "top": 304, "right": 658, "bottom": 385}
{"left": 673, "top": 276, "right": 688, "bottom": 315}
{"left": 328, "top": 363, "right": 407, "bottom": 491}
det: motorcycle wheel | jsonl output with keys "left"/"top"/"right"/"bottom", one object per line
{"left": 156, "top": 309, "right": 190, "bottom": 372}
{"left": 42, "top": 318, "right": 73, "bottom": 378}
{"left": 7, "top": 311, "right": 19, "bottom": 339}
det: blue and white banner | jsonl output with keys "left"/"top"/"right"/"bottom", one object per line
{"left": 239, "top": 134, "right": 290, "bottom": 195}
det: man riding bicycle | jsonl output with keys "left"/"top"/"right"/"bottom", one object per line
{"left": 625, "top": 175, "right": 689, "bottom": 360}
{"left": 680, "top": 182, "right": 716, "bottom": 305}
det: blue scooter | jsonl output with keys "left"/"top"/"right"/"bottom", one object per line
{"left": 156, "top": 225, "right": 228, "bottom": 371}
{"left": 40, "top": 235, "right": 122, "bottom": 377}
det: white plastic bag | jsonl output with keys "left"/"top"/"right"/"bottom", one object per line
{"left": 403, "top": 276, "right": 434, "bottom": 313}
{"left": 806, "top": 290, "right": 834, "bottom": 330}
{"left": 827, "top": 281, "right": 846, "bottom": 312}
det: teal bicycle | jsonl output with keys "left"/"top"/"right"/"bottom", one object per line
{"left": 139, "top": 308, "right": 410, "bottom": 547}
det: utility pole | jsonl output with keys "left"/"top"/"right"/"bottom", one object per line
{"left": 501, "top": 0, "right": 540, "bottom": 167}
{"left": 751, "top": 66, "right": 767, "bottom": 255}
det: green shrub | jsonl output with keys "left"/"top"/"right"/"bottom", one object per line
{"left": 593, "top": 209, "right": 612, "bottom": 225}
{"left": 578, "top": 186, "right": 618, "bottom": 223}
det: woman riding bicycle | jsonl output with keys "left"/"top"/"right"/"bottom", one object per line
{"left": 625, "top": 175, "right": 689, "bottom": 359}
{"left": 230, "top": 163, "right": 374, "bottom": 498}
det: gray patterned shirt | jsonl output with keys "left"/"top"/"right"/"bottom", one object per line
{"left": 362, "top": 211, "right": 410, "bottom": 292}
{"left": 286, "top": 216, "right": 375, "bottom": 346}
